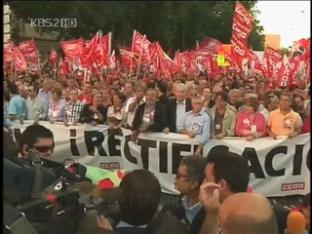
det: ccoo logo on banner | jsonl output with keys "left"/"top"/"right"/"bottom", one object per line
{"left": 12, "top": 121, "right": 310, "bottom": 197}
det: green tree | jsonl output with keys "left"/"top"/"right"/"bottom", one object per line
{"left": 9, "top": 1, "right": 265, "bottom": 51}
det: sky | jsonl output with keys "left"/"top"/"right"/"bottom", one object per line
{"left": 255, "top": 1, "right": 310, "bottom": 48}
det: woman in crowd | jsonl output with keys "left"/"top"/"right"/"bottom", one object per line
{"left": 235, "top": 96, "right": 267, "bottom": 141}
{"left": 106, "top": 92, "right": 127, "bottom": 128}
{"left": 80, "top": 91, "right": 107, "bottom": 125}
{"left": 102, "top": 89, "right": 112, "bottom": 108}
{"left": 48, "top": 86, "right": 66, "bottom": 123}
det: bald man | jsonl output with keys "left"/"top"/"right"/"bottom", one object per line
{"left": 219, "top": 193, "right": 278, "bottom": 234}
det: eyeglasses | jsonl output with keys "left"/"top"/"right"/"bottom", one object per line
{"left": 32, "top": 145, "right": 54, "bottom": 153}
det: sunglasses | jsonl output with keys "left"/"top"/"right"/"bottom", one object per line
{"left": 33, "top": 145, "right": 54, "bottom": 153}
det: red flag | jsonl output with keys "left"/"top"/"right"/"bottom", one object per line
{"left": 131, "top": 30, "right": 151, "bottom": 63}
{"left": 61, "top": 39, "right": 84, "bottom": 59}
{"left": 18, "top": 39, "right": 39, "bottom": 67}
{"left": 49, "top": 50, "right": 58, "bottom": 64}
{"left": 59, "top": 57, "right": 71, "bottom": 75}
{"left": 93, "top": 32, "right": 112, "bottom": 67}
{"left": 230, "top": 2, "right": 254, "bottom": 73}
{"left": 13, "top": 46, "right": 28, "bottom": 71}
{"left": 196, "top": 37, "right": 223, "bottom": 54}
{"left": 4, "top": 40, "right": 15, "bottom": 63}
{"left": 119, "top": 49, "right": 137, "bottom": 70}
{"left": 233, "top": 2, "right": 254, "bottom": 30}
{"left": 80, "top": 33, "right": 100, "bottom": 68}
{"left": 288, "top": 56, "right": 301, "bottom": 84}
{"left": 264, "top": 47, "right": 283, "bottom": 79}
{"left": 277, "top": 55, "right": 291, "bottom": 88}
{"left": 264, "top": 47, "right": 282, "bottom": 62}
{"left": 173, "top": 51, "right": 188, "bottom": 74}
{"left": 232, "top": 18, "right": 252, "bottom": 45}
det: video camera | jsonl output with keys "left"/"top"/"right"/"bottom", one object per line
{"left": 16, "top": 176, "right": 84, "bottom": 223}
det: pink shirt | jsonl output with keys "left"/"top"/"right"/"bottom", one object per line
{"left": 236, "top": 111, "right": 267, "bottom": 137}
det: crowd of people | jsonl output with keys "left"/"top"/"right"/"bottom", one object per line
{"left": 3, "top": 122, "right": 310, "bottom": 234}
{"left": 3, "top": 59, "right": 311, "bottom": 234}
{"left": 4, "top": 68, "right": 311, "bottom": 155}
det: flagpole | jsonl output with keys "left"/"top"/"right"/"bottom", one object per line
{"left": 135, "top": 34, "right": 146, "bottom": 81}
{"left": 129, "top": 30, "right": 136, "bottom": 80}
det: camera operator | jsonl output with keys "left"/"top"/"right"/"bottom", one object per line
{"left": 4, "top": 124, "right": 87, "bottom": 234}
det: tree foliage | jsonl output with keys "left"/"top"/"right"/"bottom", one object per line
{"left": 9, "top": 1, "right": 265, "bottom": 51}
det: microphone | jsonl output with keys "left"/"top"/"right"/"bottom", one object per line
{"left": 286, "top": 208, "right": 306, "bottom": 234}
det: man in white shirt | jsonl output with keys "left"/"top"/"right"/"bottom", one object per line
{"left": 125, "top": 82, "right": 146, "bottom": 129}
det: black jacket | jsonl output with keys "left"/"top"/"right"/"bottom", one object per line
{"left": 79, "top": 104, "right": 107, "bottom": 124}
{"left": 132, "top": 102, "right": 169, "bottom": 132}
{"left": 168, "top": 98, "right": 192, "bottom": 133}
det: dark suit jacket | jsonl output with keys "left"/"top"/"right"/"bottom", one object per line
{"left": 132, "top": 102, "right": 169, "bottom": 132}
{"left": 168, "top": 98, "right": 192, "bottom": 133}
{"left": 115, "top": 227, "right": 145, "bottom": 234}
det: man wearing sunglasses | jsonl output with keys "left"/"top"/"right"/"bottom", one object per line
{"left": 8, "top": 124, "right": 58, "bottom": 203}
{"left": 19, "top": 124, "right": 55, "bottom": 161}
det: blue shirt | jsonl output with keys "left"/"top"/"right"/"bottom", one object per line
{"left": 181, "top": 196, "right": 202, "bottom": 224}
{"left": 177, "top": 108, "right": 210, "bottom": 144}
{"left": 4, "top": 103, "right": 12, "bottom": 127}
{"left": 35, "top": 89, "right": 51, "bottom": 119}
{"left": 8, "top": 95, "right": 27, "bottom": 118}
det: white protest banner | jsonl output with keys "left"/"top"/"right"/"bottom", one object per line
{"left": 12, "top": 121, "right": 310, "bottom": 197}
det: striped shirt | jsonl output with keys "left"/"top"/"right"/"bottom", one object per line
{"left": 64, "top": 101, "right": 84, "bottom": 124}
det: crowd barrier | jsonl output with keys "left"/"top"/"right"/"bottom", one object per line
{"left": 12, "top": 121, "right": 310, "bottom": 197}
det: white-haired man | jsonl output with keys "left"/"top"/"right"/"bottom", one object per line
{"left": 177, "top": 95, "right": 210, "bottom": 156}
{"left": 168, "top": 83, "right": 192, "bottom": 133}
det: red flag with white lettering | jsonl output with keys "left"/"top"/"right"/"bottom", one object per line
{"left": 230, "top": 2, "right": 254, "bottom": 72}
{"left": 131, "top": 30, "right": 151, "bottom": 63}
{"left": 276, "top": 55, "right": 291, "bottom": 88}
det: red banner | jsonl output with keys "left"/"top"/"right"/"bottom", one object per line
{"left": 277, "top": 56, "right": 291, "bottom": 87}
{"left": 264, "top": 47, "right": 282, "bottom": 62}
{"left": 233, "top": 2, "right": 254, "bottom": 30}
{"left": 230, "top": 1, "right": 254, "bottom": 73}
{"left": 232, "top": 18, "right": 252, "bottom": 44}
